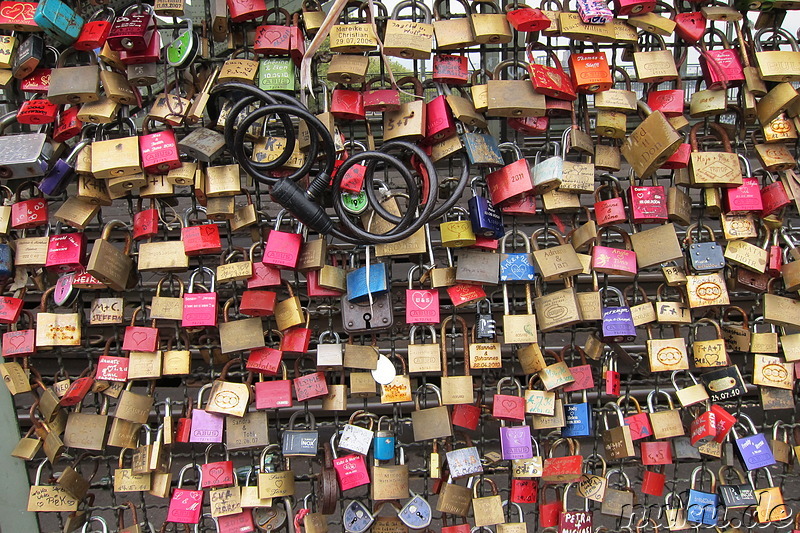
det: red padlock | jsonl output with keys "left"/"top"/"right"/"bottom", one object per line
{"left": 593, "top": 177, "right": 627, "bottom": 227}
{"left": 53, "top": 105, "right": 82, "bottom": 142}
{"left": 253, "top": 7, "right": 292, "bottom": 54}
{"left": 17, "top": 96, "right": 57, "bottom": 124}
{"left": 432, "top": 54, "right": 469, "bottom": 85}
{"left": 612, "top": 0, "right": 655, "bottom": 15}
{"left": 306, "top": 269, "right": 344, "bottom": 298}
{"left": 538, "top": 485, "right": 562, "bottom": 528}
{"left": 247, "top": 242, "right": 282, "bottom": 288}
{"left": 500, "top": 193, "right": 538, "bottom": 215}
{"left": 724, "top": 177, "right": 763, "bottom": 214}
{"left": 133, "top": 198, "right": 159, "bottom": 241}
{"left": 661, "top": 142, "right": 691, "bottom": 169}
{"left": 20, "top": 67, "right": 52, "bottom": 93}
{"left": 604, "top": 357, "right": 621, "bottom": 397}
{"left": 11, "top": 181, "right": 48, "bottom": 229}
{"left": 710, "top": 404, "right": 737, "bottom": 443}
{"left": 646, "top": 78, "right": 684, "bottom": 117}
{"left": 510, "top": 479, "right": 538, "bottom": 504}
{"left": 59, "top": 366, "right": 94, "bottom": 407}
{"left": 628, "top": 179, "right": 668, "bottom": 224}
{"left": 641, "top": 441, "right": 673, "bottom": 465}
{"left": 492, "top": 377, "right": 526, "bottom": 421}
{"left": 139, "top": 119, "right": 181, "bottom": 175}
{"left": 673, "top": 11, "right": 706, "bottom": 43}
{"left": 45, "top": 225, "right": 87, "bottom": 272}
{"left": 332, "top": 449, "right": 370, "bottom": 491}
{"left": 182, "top": 267, "right": 219, "bottom": 328}
{"left": 767, "top": 231, "right": 783, "bottom": 277}
{"left": 247, "top": 343, "right": 283, "bottom": 375}
{"left": 442, "top": 513, "right": 472, "bottom": 533}
{"left": 761, "top": 173, "right": 792, "bottom": 217}
{"left": 0, "top": 1, "right": 38, "bottom": 31}
{"left": 217, "top": 511, "right": 256, "bottom": 533}
{"left": 175, "top": 401, "right": 193, "bottom": 443}
{"left": 0, "top": 284, "right": 24, "bottom": 325}
{"left": 293, "top": 354, "right": 328, "bottom": 401}
{"left": 641, "top": 468, "right": 666, "bottom": 497}
{"left": 201, "top": 444, "right": 235, "bottom": 488}
{"left": 74, "top": 6, "right": 115, "bottom": 51}
{"left": 690, "top": 407, "right": 717, "bottom": 446}
{"left": 486, "top": 144, "right": 535, "bottom": 205}
{"left": 119, "top": 31, "right": 162, "bottom": 65}
{"left": 620, "top": 395, "right": 653, "bottom": 440}
{"left": 240, "top": 289, "right": 277, "bottom": 317}
{"left": 505, "top": 4, "right": 551, "bottom": 32}
{"left": 107, "top": 3, "right": 157, "bottom": 52}
{"left": 255, "top": 362, "right": 293, "bottom": 408}
{"left": 446, "top": 283, "right": 487, "bottom": 308}
{"left": 280, "top": 310, "right": 312, "bottom": 353}
{"left": 363, "top": 77, "right": 401, "bottom": 113}
{"left": 182, "top": 207, "right": 222, "bottom": 256}
{"left": 527, "top": 44, "right": 577, "bottom": 101}
{"left": 508, "top": 115, "right": 549, "bottom": 135}
{"left": 263, "top": 211, "right": 303, "bottom": 269}
{"left": 330, "top": 85, "right": 365, "bottom": 121}
{"left": 2, "top": 310, "right": 35, "bottom": 357}
{"left": 227, "top": 0, "right": 267, "bottom": 22}
{"left": 337, "top": 141, "right": 367, "bottom": 193}
{"left": 698, "top": 28, "right": 744, "bottom": 90}
{"left": 121, "top": 306, "right": 159, "bottom": 353}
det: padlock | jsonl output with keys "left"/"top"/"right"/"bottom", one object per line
{"left": 698, "top": 27, "right": 745, "bottom": 90}
{"left": 592, "top": 226, "right": 638, "bottom": 277}
{"left": 330, "top": 432, "right": 370, "bottom": 492}
{"left": 182, "top": 266, "right": 218, "bottom": 328}
{"left": 686, "top": 466, "right": 719, "bottom": 526}
{"left": 432, "top": 0, "right": 476, "bottom": 50}
{"left": 107, "top": 3, "right": 156, "bottom": 52}
{"left": 486, "top": 143, "right": 535, "bottom": 205}
{"left": 33, "top": 0, "right": 83, "bottom": 44}
{"left": 754, "top": 28, "right": 800, "bottom": 82}
{"left": 593, "top": 175, "right": 627, "bottom": 226}
{"left": 166, "top": 464, "right": 204, "bottom": 524}
{"left": 384, "top": 0, "right": 434, "bottom": 59}
{"left": 621, "top": 102, "right": 682, "bottom": 179}
{"left": 568, "top": 46, "right": 612, "bottom": 93}
{"left": 487, "top": 59, "right": 546, "bottom": 117}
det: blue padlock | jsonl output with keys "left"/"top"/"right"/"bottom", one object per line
{"left": 398, "top": 491, "right": 432, "bottom": 529}
{"left": 499, "top": 229, "right": 536, "bottom": 282}
{"left": 468, "top": 177, "right": 504, "bottom": 239}
{"left": 39, "top": 136, "right": 91, "bottom": 196}
{"left": 600, "top": 286, "right": 637, "bottom": 342}
{"left": 560, "top": 390, "right": 593, "bottom": 438}
{"left": 343, "top": 500, "right": 374, "bottom": 533}
{"left": 687, "top": 466, "right": 720, "bottom": 526}
{"left": 33, "top": 0, "right": 84, "bottom": 44}
{"left": 733, "top": 414, "right": 776, "bottom": 471}
{"left": 346, "top": 249, "right": 390, "bottom": 303}
{"left": 373, "top": 415, "right": 395, "bottom": 461}
{"left": 0, "top": 240, "right": 13, "bottom": 280}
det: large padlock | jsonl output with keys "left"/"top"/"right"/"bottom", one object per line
{"left": 384, "top": 0, "right": 434, "bottom": 59}
{"left": 754, "top": 28, "right": 800, "bottom": 82}
{"left": 106, "top": 3, "right": 156, "bottom": 52}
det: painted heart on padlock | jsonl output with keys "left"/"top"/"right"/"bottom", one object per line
{"left": 7, "top": 333, "right": 27, "bottom": 349}
{"left": 1, "top": 2, "right": 34, "bottom": 20}
{"left": 260, "top": 29, "right": 289, "bottom": 45}
{"left": 131, "top": 331, "right": 149, "bottom": 346}
{"left": 412, "top": 292, "right": 433, "bottom": 309}
{"left": 502, "top": 399, "right": 519, "bottom": 412}
{"left": 209, "top": 466, "right": 225, "bottom": 481}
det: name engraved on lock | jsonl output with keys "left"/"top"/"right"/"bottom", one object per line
{"left": 90, "top": 297, "right": 123, "bottom": 324}
{"left": 330, "top": 25, "right": 377, "bottom": 47}
{"left": 691, "top": 152, "right": 741, "bottom": 184}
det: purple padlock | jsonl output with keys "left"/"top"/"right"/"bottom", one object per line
{"left": 189, "top": 384, "right": 224, "bottom": 443}
{"left": 733, "top": 414, "right": 776, "bottom": 471}
{"left": 38, "top": 137, "right": 90, "bottom": 196}
{"left": 500, "top": 424, "right": 534, "bottom": 460}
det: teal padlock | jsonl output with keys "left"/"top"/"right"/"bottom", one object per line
{"left": 33, "top": 0, "right": 84, "bottom": 45}
{"left": 166, "top": 17, "right": 198, "bottom": 69}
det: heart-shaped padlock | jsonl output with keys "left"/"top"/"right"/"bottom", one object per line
{"left": 165, "top": 17, "right": 198, "bottom": 68}
{"left": 343, "top": 500, "right": 374, "bottom": 533}
{"left": 398, "top": 492, "right": 432, "bottom": 529}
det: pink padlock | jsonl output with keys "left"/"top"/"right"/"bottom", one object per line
{"left": 698, "top": 28, "right": 744, "bottom": 90}
{"left": 424, "top": 85, "right": 457, "bottom": 145}
{"left": 591, "top": 226, "right": 638, "bottom": 277}
{"left": 406, "top": 265, "right": 440, "bottom": 324}
{"left": 332, "top": 434, "right": 370, "bottom": 491}
{"left": 263, "top": 211, "right": 303, "bottom": 269}
{"left": 432, "top": 54, "right": 469, "bottom": 85}
{"left": 628, "top": 182, "right": 668, "bottom": 224}
{"left": 139, "top": 119, "right": 181, "bottom": 175}
{"left": 45, "top": 227, "right": 87, "bottom": 272}
{"left": 724, "top": 177, "right": 763, "bottom": 214}
{"left": 182, "top": 267, "right": 218, "bottom": 328}
{"left": 167, "top": 464, "right": 205, "bottom": 524}
{"left": 190, "top": 384, "right": 224, "bottom": 443}
{"left": 255, "top": 363, "right": 293, "bottom": 409}
{"left": 11, "top": 182, "right": 48, "bottom": 229}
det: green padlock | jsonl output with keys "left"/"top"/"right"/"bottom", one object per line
{"left": 166, "top": 17, "right": 198, "bottom": 68}
{"left": 342, "top": 191, "right": 368, "bottom": 214}
{"left": 258, "top": 57, "right": 297, "bottom": 92}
